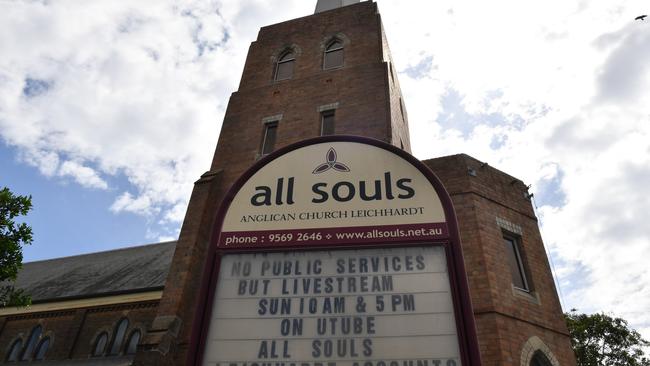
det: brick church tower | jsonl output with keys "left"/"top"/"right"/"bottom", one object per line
{"left": 135, "top": 1, "right": 576, "bottom": 365}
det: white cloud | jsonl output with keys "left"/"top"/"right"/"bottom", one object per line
{"left": 1, "top": 0, "right": 649, "bottom": 341}
{"left": 17, "top": 149, "right": 60, "bottom": 177}
{"left": 0, "top": 0, "right": 309, "bottom": 225}
{"left": 595, "top": 23, "right": 650, "bottom": 104}
{"left": 58, "top": 161, "right": 108, "bottom": 189}
{"left": 378, "top": 0, "right": 650, "bottom": 338}
{"left": 110, "top": 192, "right": 156, "bottom": 216}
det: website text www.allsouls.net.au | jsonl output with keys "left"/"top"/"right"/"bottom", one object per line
{"left": 334, "top": 227, "right": 441, "bottom": 240}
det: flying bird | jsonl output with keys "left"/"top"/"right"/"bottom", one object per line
{"left": 635, "top": 15, "right": 647, "bottom": 21}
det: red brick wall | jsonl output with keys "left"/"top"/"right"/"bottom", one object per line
{"left": 0, "top": 310, "right": 76, "bottom": 361}
{"left": 70, "top": 302, "right": 158, "bottom": 358}
{"left": 380, "top": 17, "right": 411, "bottom": 153}
{"left": 424, "top": 155, "right": 576, "bottom": 365}
{"left": 0, "top": 300, "right": 159, "bottom": 362}
{"left": 210, "top": 2, "right": 408, "bottom": 186}
{"left": 141, "top": 4, "right": 413, "bottom": 363}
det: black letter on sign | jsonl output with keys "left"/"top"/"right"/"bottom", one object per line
{"left": 312, "top": 183, "right": 329, "bottom": 203}
{"left": 287, "top": 177, "right": 295, "bottom": 205}
{"left": 251, "top": 186, "right": 272, "bottom": 206}
{"left": 275, "top": 178, "right": 284, "bottom": 205}
{"left": 396, "top": 178, "right": 415, "bottom": 199}
{"left": 384, "top": 172, "right": 394, "bottom": 199}
{"left": 333, "top": 181, "right": 355, "bottom": 202}
{"left": 359, "top": 180, "right": 382, "bottom": 201}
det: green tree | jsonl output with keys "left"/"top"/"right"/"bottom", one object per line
{"left": 0, "top": 187, "right": 33, "bottom": 307}
{"left": 566, "top": 309, "right": 650, "bottom": 366}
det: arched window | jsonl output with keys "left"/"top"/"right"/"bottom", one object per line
{"left": 125, "top": 330, "right": 141, "bottom": 355}
{"left": 275, "top": 50, "right": 295, "bottom": 81}
{"left": 530, "top": 351, "right": 553, "bottom": 366}
{"left": 33, "top": 338, "right": 50, "bottom": 361}
{"left": 92, "top": 332, "right": 109, "bottom": 357}
{"left": 5, "top": 339, "right": 22, "bottom": 362}
{"left": 521, "top": 336, "right": 559, "bottom": 366}
{"left": 20, "top": 325, "right": 42, "bottom": 361}
{"left": 323, "top": 39, "right": 344, "bottom": 69}
{"left": 108, "top": 318, "right": 129, "bottom": 355}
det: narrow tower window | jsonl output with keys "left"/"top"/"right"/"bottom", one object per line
{"left": 320, "top": 110, "right": 335, "bottom": 135}
{"left": 323, "top": 39, "right": 344, "bottom": 69}
{"left": 504, "top": 235, "right": 530, "bottom": 291}
{"left": 261, "top": 121, "right": 278, "bottom": 155}
{"left": 275, "top": 51, "right": 295, "bottom": 81}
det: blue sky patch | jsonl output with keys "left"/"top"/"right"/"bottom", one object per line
{"left": 1, "top": 143, "right": 152, "bottom": 262}
{"left": 22, "top": 78, "right": 53, "bottom": 98}
{"left": 403, "top": 55, "right": 433, "bottom": 79}
{"left": 535, "top": 164, "right": 567, "bottom": 208}
{"left": 438, "top": 88, "right": 510, "bottom": 136}
{"left": 550, "top": 255, "right": 592, "bottom": 311}
{"left": 490, "top": 134, "right": 508, "bottom": 150}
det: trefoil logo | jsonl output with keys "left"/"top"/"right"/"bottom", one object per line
{"left": 312, "top": 148, "right": 350, "bottom": 174}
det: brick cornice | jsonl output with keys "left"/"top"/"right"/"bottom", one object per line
{"left": 450, "top": 190, "right": 538, "bottom": 221}
{"left": 474, "top": 309, "right": 570, "bottom": 337}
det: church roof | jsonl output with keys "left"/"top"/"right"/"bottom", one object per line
{"left": 14, "top": 241, "right": 176, "bottom": 303}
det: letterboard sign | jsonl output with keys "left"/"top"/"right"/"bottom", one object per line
{"left": 190, "top": 136, "right": 481, "bottom": 366}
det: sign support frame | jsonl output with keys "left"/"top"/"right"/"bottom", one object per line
{"left": 188, "top": 136, "right": 482, "bottom": 365}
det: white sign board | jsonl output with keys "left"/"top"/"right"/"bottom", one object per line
{"left": 202, "top": 246, "right": 461, "bottom": 366}
{"left": 219, "top": 142, "right": 448, "bottom": 248}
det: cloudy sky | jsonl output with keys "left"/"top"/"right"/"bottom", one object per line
{"left": 1, "top": 0, "right": 649, "bottom": 338}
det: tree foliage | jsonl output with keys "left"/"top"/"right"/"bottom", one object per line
{"left": 0, "top": 187, "right": 33, "bottom": 307}
{"left": 566, "top": 309, "right": 650, "bottom": 366}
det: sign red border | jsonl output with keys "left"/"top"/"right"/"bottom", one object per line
{"left": 187, "top": 136, "right": 482, "bottom": 365}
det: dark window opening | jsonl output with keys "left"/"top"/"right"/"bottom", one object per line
{"left": 108, "top": 318, "right": 129, "bottom": 355}
{"left": 33, "top": 338, "right": 50, "bottom": 361}
{"left": 261, "top": 122, "right": 278, "bottom": 155}
{"left": 399, "top": 97, "right": 405, "bottom": 121}
{"left": 275, "top": 51, "right": 295, "bottom": 81}
{"left": 530, "top": 351, "right": 553, "bottom": 366}
{"left": 321, "top": 110, "right": 335, "bottom": 136}
{"left": 125, "top": 330, "right": 141, "bottom": 355}
{"left": 6, "top": 339, "right": 22, "bottom": 362}
{"left": 504, "top": 235, "right": 530, "bottom": 291}
{"left": 323, "top": 39, "right": 344, "bottom": 69}
{"left": 92, "top": 332, "right": 109, "bottom": 357}
{"left": 20, "top": 325, "right": 42, "bottom": 361}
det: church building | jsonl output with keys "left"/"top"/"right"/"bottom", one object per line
{"left": 1, "top": 1, "right": 576, "bottom": 365}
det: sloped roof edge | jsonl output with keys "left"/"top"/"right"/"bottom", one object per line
{"left": 14, "top": 241, "right": 176, "bottom": 303}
